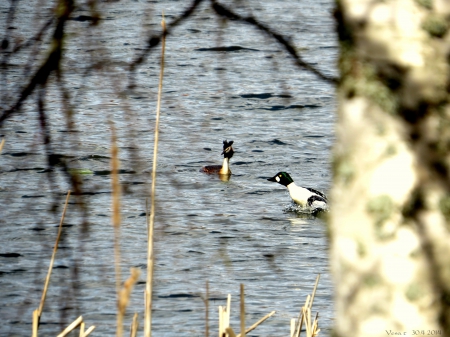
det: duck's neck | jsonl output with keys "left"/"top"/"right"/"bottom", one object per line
{"left": 286, "top": 182, "right": 296, "bottom": 189}
{"left": 219, "top": 157, "right": 231, "bottom": 175}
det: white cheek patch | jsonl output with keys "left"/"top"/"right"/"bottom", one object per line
{"left": 275, "top": 176, "right": 280, "bottom": 182}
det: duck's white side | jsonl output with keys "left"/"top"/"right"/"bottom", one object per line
{"left": 287, "top": 183, "right": 327, "bottom": 209}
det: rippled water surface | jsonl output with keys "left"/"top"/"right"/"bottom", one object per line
{"left": 0, "top": 0, "right": 337, "bottom": 336}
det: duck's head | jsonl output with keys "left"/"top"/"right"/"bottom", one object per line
{"left": 221, "top": 140, "right": 234, "bottom": 159}
{"left": 267, "top": 172, "right": 294, "bottom": 187}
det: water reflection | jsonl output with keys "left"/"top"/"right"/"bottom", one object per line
{"left": 219, "top": 174, "right": 231, "bottom": 182}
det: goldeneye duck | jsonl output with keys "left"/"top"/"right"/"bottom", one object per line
{"left": 200, "top": 140, "right": 234, "bottom": 175}
{"left": 267, "top": 172, "right": 327, "bottom": 210}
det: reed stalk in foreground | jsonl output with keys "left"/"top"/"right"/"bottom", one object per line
{"left": 0, "top": 138, "right": 5, "bottom": 152}
{"left": 145, "top": 13, "right": 167, "bottom": 337}
{"left": 110, "top": 124, "right": 124, "bottom": 337}
{"left": 56, "top": 316, "right": 96, "bottom": 337}
{"left": 291, "top": 274, "right": 321, "bottom": 337}
{"left": 37, "top": 190, "right": 71, "bottom": 321}
{"left": 130, "top": 312, "right": 139, "bottom": 337}
{"left": 117, "top": 268, "right": 141, "bottom": 336}
{"left": 204, "top": 281, "right": 209, "bottom": 337}
{"left": 240, "top": 284, "right": 245, "bottom": 337}
{"left": 218, "top": 287, "right": 276, "bottom": 337}
{"left": 57, "top": 315, "right": 83, "bottom": 337}
{"left": 217, "top": 276, "right": 320, "bottom": 337}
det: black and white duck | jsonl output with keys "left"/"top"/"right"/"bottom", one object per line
{"left": 267, "top": 171, "right": 327, "bottom": 211}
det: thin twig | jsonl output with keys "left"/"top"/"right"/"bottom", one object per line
{"left": 144, "top": 13, "right": 167, "bottom": 337}
{"left": 37, "top": 190, "right": 71, "bottom": 319}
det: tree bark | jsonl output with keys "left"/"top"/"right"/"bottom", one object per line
{"left": 331, "top": 0, "right": 450, "bottom": 336}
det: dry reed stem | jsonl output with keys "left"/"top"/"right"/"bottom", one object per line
{"left": 144, "top": 13, "right": 166, "bottom": 337}
{"left": 295, "top": 295, "right": 310, "bottom": 337}
{"left": 111, "top": 124, "right": 124, "bottom": 337}
{"left": 218, "top": 291, "right": 274, "bottom": 337}
{"left": 37, "top": 190, "right": 71, "bottom": 319}
{"left": 118, "top": 268, "right": 141, "bottom": 322}
{"left": 304, "top": 307, "right": 310, "bottom": 337}
{"left": 225, "top": 327, "right": 237, "bottom": 337}
{"left": 240, "top": 284, "right": 245, "bottom": 337}
{"left": 294, "top": 274, "right": 320, "bottom": 337}
{"left": 303, "top": 308, "right": 320, "bottom": 337}
{"left": 32, "top": 309, "right": 38, "bottom": 337}
{"left": 291, "top": 318, "right": 296, "bottom": 337}
{"left": 218, "top": 306, "right": 224, "bottom": 337}
{"left": 310, "top": 274, "right": 320, "bottom": 309}
{"left": 294, "top": 306, "right": 303, "bottom": 337}
{"left": 0, "top": 138, "right": 4, "bottom": 152}
{"left": 56, "top": 315, "right": 83, "bottom": 337}
{"left": 111, "top": 125, "right": 121, "bottom": 282}
{"left": 219, "top": 295, "right": 232, "bottom": 337}
{"left": 79, "top": 322, "right": 85, "bottom": 337}
{"left": 205, "top": 281, "right": 209, "bottom": 337}
{"left": 83, "top": 325, "right": 96, "bottom": 337}
{"left": 236, "top": 311, "right": 276, "bottom": 337}
{"left": 130, "top": 312, "right": 139, "bottom": 337}
{"left": 305, "top": 295, "right": 311, "bottom": 308}
{"left": 312, "top": 312, "right": 320, "bottom": 337}
{"left": 226, "top": 294, "right": 231, "bottom": 326}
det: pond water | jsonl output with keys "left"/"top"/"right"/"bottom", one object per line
{"left": 0, "top": 0, "right": 338, "bottom": 336}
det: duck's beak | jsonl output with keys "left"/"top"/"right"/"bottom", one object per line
{"left": 267, "top": 176, "right": 277, "bottom": 182}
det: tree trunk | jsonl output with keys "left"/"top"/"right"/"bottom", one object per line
{"left": 331, "top": 1, "right": 450, "bottom": 336}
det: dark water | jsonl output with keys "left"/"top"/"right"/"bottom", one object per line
{"left": 0, "top": 0, "right": 337, "bottom": 336}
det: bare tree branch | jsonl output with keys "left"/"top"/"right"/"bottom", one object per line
{"left": 211, "top": 0, "right": 338, "bottom": 84}
{"left": 0, "top": 0, "right": 74, "bottom": 127}
{"left": 129, "top": 0, "right": 205, "bottom": 78}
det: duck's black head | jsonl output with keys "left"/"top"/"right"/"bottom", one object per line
{"left": 267, "top": 172, "right": 294, "bottom": 187}
{"left": 221, "top": 140, "right": 234, "bottom": 159}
